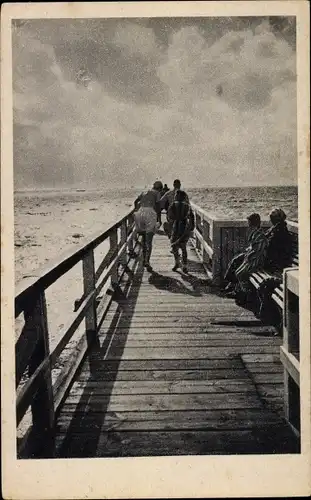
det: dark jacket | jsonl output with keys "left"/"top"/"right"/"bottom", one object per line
{"left": 168, "top": 201, "right": 194, "bottom": 245}
{"left": 265, "top": 222, "right": 293, "bottom": 272}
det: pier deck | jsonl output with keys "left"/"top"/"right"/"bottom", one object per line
{"left": 55, "top": 233, "right": 299, "bottom": 457}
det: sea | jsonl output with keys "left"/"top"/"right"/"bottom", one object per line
{"left": 14, "top": 185, "right": 298, "bottom": 283}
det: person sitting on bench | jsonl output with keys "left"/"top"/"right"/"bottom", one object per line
{"left": 224, "top": 213, "right": 268, "bottom": 296}
{"left": 265, "top": 208, "right": 293, "bottom": 273}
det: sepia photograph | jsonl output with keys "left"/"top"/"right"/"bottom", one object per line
{"left": 1, "top": 1, "right": 310, "bottom": 499}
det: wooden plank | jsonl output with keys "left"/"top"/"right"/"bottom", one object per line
{"left": 102, "top": 316, "right": 258, "bottom": 326}
{"left": 256, "top": 384, "right": 283, "bottom": 398}
{"left": 98, "top": 332, "right": 277, "bottom": 341}
{"left": 98, "top": 325, "right": 277, "bottom": 334}
{"left": 241, "top": 354, "right": 281, "bottom": 363}
{"left": 103, "top": 339, "right": 280, "bottom": 348}
{"left": 57, "top": 408, "right": 281, "bottom": 432}
{"left": 77, "top": 369, "right": 248, "bottom": 382}
{"left": 120, "top": 301, "right": 246, "bottom": 307}
{"left": 106, "top": 303, "right": 255, "bottom": 311}
{"left": 107, "top": 308, "right": 257, "bottom": 315}
{"left": 105, "top": 346, "right": 280, "bottom": 360}
{"left": 69, "top": 379, "right": 256, "bottom": 396}
{"left": 63, "top": 392, "right": 264, "bottom": 411}
{"left": 243, "top": 364, "right": 282, "bottom": 374}
{"left": 126, "top": 300, "right": 246, "bottom": 305}
{"left": 251, "top": 373, "right": 283, "bottom": 384}
{"left": 55, "top": 428, "right": 298, "bottom": 458}
{"left": 79, "top": 358, "right": 244, "bottom": 371}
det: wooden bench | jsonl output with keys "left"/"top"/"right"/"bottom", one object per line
{"left": 249, "top": 248, "right": 299, "bottom": 310}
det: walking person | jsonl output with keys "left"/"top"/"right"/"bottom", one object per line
{"left": 160, "top": 179, "right": 189, "bottom": 238}
{"left": 134, "top": 181, "right": 163, "bottom": 272}
{"left": 168, "top": 190, "right": 194, "bottom": 273}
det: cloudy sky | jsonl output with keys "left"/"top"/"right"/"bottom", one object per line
{"left": 12, "top": 16, "right": 296, "bottom": 189}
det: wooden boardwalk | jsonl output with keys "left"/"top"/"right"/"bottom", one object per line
{"left": 55, "top": 233, "right": 299, "bottom": 457}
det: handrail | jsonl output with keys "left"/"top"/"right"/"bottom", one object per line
{"left": 190, "top": 203, "right": 298, "bottom": 284}
{"left": 15, "top": 209, "right": 135, "bottom": 316}
{"left": 15, "top": 208, "right": 137, "bottom": 458}
{"left": 190, "top": 202, "right": 298, "bottom": 232}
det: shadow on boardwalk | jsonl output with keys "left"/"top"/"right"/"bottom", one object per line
{"left": 55, "top": 257, "right": 145, "bottom": 457}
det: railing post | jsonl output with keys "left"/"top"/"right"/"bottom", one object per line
{"left": 211, "top": 221, "right": 222, "bottom": 285}
{"left": 25, "top": 291, "right": 55, "bottom": 458}
{"left": 120, "top": 220, "right": 127, "bottom": 266}
{"left": 128, "top": 214, "right": 135, "bottom": 257}
{"left": 109, "top": 226, "right": 118, "bottom": 286}
{"left": 82, "top": 249, "right": 97, "bottom": 336}
{"left": 202, "top": 219, "right": 210, "bottom": 266}
{"left": 195, "top": 212, "right": 201, "bottom": 251}
{"left": 281, "top": 268, "right": 300, "bottom": 436}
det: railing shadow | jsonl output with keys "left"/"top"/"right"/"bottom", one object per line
{"left": 55, "top": 256, "right": 144, "bottom": 458}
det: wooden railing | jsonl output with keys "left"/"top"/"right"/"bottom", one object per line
{"left": 15, "top": 209, "right": 138, "bottom": 458}
{"left": 280, "top": 267, "right": 300, "bottom": 436}
{"left": 191, "top": 203, "right": 298, "bottom": 285}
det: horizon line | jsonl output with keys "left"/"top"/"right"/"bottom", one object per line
{"left": 14, "top": 183, "right": 298, "bottom": 192}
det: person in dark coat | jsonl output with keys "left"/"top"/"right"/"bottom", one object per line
{"left": 265, "top": 208, "right": 293, "bottom": 273}
{"left": 224, "top": 213, "right": 268, "bottom": 295}
{"left": 160, "top": 179, "right": 189, "bottom": 239}
{"left": 167, "top": 189, "right": 194, "bottom": 273}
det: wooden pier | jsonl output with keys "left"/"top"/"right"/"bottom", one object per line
{"left": 15, "top": 206, "right": 300, "bottom": 458}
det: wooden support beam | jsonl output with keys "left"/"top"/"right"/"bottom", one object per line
{"left": 120, "top": 220, "right": 127, "bottom": 266}
{"left": 82, "top": 249, "right": 97, "bottom": 338}
{"left": 24, "top": 291, "right": 55, "bottom": 458}
{"left": 109, "top": 227, "right": 118, "bottom": 286}
{"left": 211, "top": 222, "right": 222, "bottom": 285}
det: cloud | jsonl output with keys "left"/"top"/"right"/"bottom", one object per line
{"left": 12, "top": 18, "right": 296, "bottom": 188}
